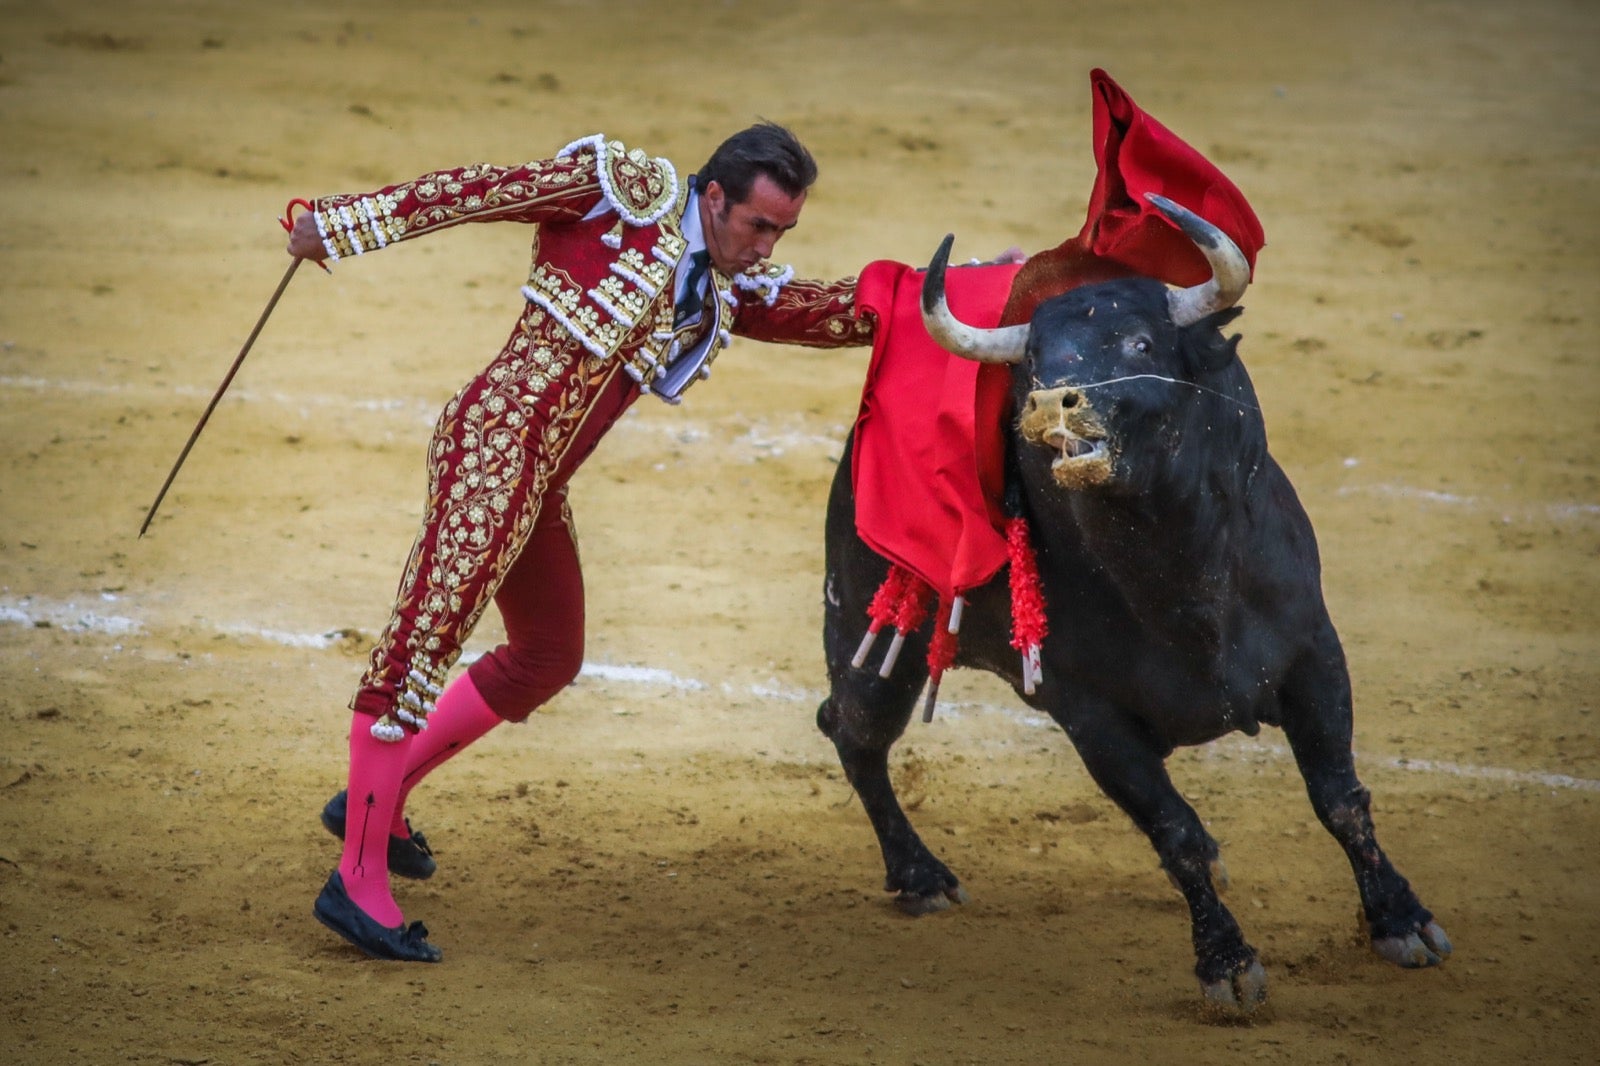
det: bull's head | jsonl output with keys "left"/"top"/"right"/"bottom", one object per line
{"left": 921, "top": 194, "right": 1254, "bottom": 491}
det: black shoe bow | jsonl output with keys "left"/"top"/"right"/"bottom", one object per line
{"left": 312, "top": 870, "right": 442, "bottom": 963}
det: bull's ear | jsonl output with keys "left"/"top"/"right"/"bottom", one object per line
{"left": 1186, "top": 307, "right": 1245, "bottom": 374}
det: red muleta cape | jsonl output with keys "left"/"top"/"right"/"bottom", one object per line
{"left": 851, "top": 68, "right": 1266, "bottom": 603}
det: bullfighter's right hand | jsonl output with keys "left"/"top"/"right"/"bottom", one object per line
{"left": 286, "top": 210, "right": 328, "bottom": 261}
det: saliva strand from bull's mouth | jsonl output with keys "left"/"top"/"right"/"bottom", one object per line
{"left": 1061, "top": 436, "right": 1102, "bottom": 459}
{"left": 1033, "top": 412, "right": 1105, "bottom": 462}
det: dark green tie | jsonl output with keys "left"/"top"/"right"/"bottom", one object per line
{"left": 674, "top": 249, "right": 711, "bottom": 326}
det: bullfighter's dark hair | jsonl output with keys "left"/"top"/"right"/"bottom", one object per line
{"left": 697, "top": 121, "right": 817, "bottom": 204}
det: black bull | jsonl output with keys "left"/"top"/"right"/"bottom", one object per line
{"left": 816, "top": 196, "right": 1450, "bottom": 1013}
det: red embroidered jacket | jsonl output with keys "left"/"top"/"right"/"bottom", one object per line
{"left": 311, "top": 134, "right": 875, "bottom": 402}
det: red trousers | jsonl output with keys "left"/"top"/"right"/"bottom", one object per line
{"left": 351, "top": 308, "right": 639, "bottom": 726}
{"left": 464, "top": 489, "right": 585, "bottom": 721}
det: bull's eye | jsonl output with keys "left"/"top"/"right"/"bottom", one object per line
{"left": 1128, "top": 336, "right": 1152, "bottom": 357}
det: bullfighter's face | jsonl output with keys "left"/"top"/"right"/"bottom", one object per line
{"left": 701, "top": 174, "right": 805, "bottom": 275}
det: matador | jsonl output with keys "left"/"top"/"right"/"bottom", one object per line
{"left": 286, "top": 124, "right": 875, "bottom": 962}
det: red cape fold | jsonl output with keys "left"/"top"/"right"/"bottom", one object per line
{"left": 852, "top": 68, "right": 1266, "bottom": 604}
{"left": 1001, "top": 67, "right": 1266, "bottom": 325}
{"left": 852, "top": 261, "right": 1021, "bottom": 600}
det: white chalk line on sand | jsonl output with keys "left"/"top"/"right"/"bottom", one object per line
{"left": 8, "top": 373, "right": 1595, "bottom": 516}
{"left": 0, "top": 374, "right": 848, "bottom": 460}
{"left": 4, "top": 593, "right": 1595, "bottom": 795}
{"left": 1336, "top": 482, "right": 1600, "bottom": 522}
{"left": 0, "top": 373, "right": 438, "bottom": 421}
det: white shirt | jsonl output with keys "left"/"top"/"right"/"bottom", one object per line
{"left": 673, "top": 184, "right": 712, "bottom": 323}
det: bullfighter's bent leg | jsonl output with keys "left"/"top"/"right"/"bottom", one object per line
{"left": 317, "top": 315, "right": 630, "bottom": 958}
{"left": 386, "top": 672, "right": 501, "bottom": 839}
{"left": 388, "top": 493, "right": 586, "bottom": 834}
{"left": 465, "top": 489, "right": 587, "bottom": 721}
{"left": 349, "top": 319, "right": 613, "bottom": 738}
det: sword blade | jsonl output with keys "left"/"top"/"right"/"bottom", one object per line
{"left": 139, "top": 256, "right": 303, "bottom": 537}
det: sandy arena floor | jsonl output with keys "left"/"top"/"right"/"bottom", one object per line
{"left": 2, "top": 1, "right": 1597, "bottom": 1063}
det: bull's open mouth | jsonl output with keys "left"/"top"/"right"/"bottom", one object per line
{"left": 1044, "top": 427, "right": 1107, "bottom": 464}
{"left": 1035, "top": 424, "right": 1113, "bottom": 488}
{"left": 1018, "top": 387, "right": 1114, "bottom": 487}
{"left": 1054, "top": 433, "right": 1106, "bottom": 462}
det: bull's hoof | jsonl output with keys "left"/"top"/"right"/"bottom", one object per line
{"left": 1199, "top": 958, "right": 1268, "bottom": 1016}
{"left": 884, "top": 855, "right": 965, "bottom": 914}
{"left": 1372, "top": 919, "right": 1452, "bottom": 968}
{"left": 893, "top": 883, "right": 970, "bottom": 916}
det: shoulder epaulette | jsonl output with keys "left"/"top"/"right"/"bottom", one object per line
{"left": 556, "top": 134, "right": 679, "bottom": 227}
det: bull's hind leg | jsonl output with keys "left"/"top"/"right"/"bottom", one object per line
{"left": 1056, "top": 699, "right": 1267, "bottom": 1013}
{"left": 819, "top": 444, "right": 967, "bottom": 914}
{"left": 817, "top": 669, "right": 969, "bottom": 914}
{"left": 820, "top": 583, "right": 968, "bottom": 913}
{"left": 1279, "top": 635, "right": 1452, "bottom": 968}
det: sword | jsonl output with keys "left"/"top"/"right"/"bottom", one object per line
{"left": 138, "top": 200, "right": 325, "bottom": 538}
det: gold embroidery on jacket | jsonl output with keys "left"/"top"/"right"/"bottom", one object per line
{"left": 358, "top": 315, "right": 608, "bottom": 701}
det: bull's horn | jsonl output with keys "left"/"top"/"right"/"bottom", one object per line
{"left": 1146, "top": 193, "right": 1251, "bottom": 327}
{"left": 920, "top": 234, "right": 1030, "bottom": 364}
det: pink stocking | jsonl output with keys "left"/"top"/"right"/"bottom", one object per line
{"left": 339, "top": 714, "right": 410, "bottom": 927}
{"left": 389, "top": 671, "right": 502, "bottom": 838}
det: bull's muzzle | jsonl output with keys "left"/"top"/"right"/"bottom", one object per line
{"left": 1019, "top": 386, "right": 1114, "bottom": 488}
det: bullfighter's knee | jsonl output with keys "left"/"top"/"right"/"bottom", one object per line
{"left": 467, "top": 638, "right": 584, "bottom": 723}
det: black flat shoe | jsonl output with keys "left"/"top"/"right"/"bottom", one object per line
{"left": 320, "top": 789, "right": 437, "bottom": 880}
{"left": 312, "top": 870, "right": 442, "bottom": 963}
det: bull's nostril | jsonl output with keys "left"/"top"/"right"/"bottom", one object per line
{"left": 1061, "top": 392, "right": 1080, "bottom": 408}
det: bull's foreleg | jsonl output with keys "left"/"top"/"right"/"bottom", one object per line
{"left": 1057, "top": 702, "right": 1266, "bottom": 1013}
{"left": 1279, "top": 639, "right": 1452, "bottom": 968}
